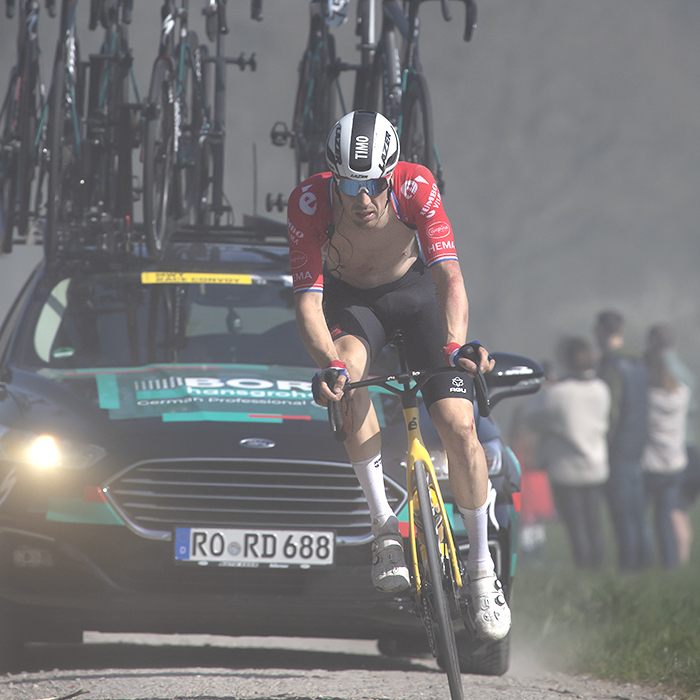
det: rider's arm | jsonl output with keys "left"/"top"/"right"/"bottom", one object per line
{"left": 429, "top": 259, "right": 469, "bottom": 350}
{"left": 294, "top": 291, "right": 340, "bottom": 370}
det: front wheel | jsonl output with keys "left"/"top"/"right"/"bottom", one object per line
{"left": 414, "top": 460, "right": 463, "bottom": 700}
{"left": 142, "top": 57, "right": 176, "bottom": 260}
{"left": 400, "top": 71, "right": 437, "bottom": 181}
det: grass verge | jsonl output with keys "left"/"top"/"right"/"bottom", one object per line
{"left": 511, "top": 507, "right": 700, "bottom": 699}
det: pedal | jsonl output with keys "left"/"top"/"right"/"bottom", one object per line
{"left": 270, "top": 121, "right": 291, "bottom": 147}
{"left": 266, "top": 193, "right": 287, "bottom": 213}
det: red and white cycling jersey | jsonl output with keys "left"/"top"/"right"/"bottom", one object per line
{"left": 286, "top": 162, "right": 458, "bottom": 294}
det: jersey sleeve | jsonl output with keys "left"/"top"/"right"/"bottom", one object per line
{"left": 393, "top": 163, "right": 459, "bottom": 268}
{"left": 286, "top": 175, "right": 331, "bottom": 294}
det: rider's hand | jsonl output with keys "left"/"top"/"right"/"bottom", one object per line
{"left": 444, "top": 341, "right": 495, "bottom": 376}
{"left": 311, "top": 360, "right": 349, "bottom": 406}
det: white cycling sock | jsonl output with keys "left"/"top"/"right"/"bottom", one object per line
{"left": 351, "top": 452, "right": 394, "bottom": 533}
{"left": 458, "top": 502, "right": 495, "bottom": 580}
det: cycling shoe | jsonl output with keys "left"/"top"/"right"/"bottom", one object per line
{"left": 466, "top": 573, "right": 511, "bottom": 641}
{"left": 371, "top": 518, "right": 410, "bottom": 593}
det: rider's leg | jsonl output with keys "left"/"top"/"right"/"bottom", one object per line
{"left": 335, "top": 334, "right": 393, "bottom": 527}
{"left": 429, "top": 396, "right": 511, "bottom": 641}
{"left": 335, "top": 333, "right": 409, "bottom": 592}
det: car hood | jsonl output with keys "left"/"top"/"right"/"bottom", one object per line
{"left": 1, "top": 363, "right": 359, "bottom": 463}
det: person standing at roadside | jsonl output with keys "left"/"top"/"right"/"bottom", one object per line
{"left": 524, "top": 337, "right": 610, "bottom": 569}
{"left": 642, "top": 324, "right": 692, "bottom": 568}
{"left": 595, "top": 310, "right": 653, "bottom": 572}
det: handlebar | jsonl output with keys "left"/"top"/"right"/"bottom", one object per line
{"left": 324, "top": 353, "right": 490, "bottom": 443}
{"left": 414, "top": 0, "right": 477, "bottom": 42}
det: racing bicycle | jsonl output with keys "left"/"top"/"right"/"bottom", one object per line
{"left": 324, "top": 339, "right": 492, "bottom": 700}
{"left": 354, "top": 0, "right": 477, "bottom": 191}
{"left": 142, "top": 0, "right": 258, "bottom": 260}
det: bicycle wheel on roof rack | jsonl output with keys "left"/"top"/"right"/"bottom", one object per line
{"left": 366, "top": 27, "right": 402, "bottom": 126}
{"left": 46, "top": 42, "right": 84, "bottom": 263}
{"left": 292, "top": 25, "right": 336, "bottom": 185}
{"left": 13, "top": 51, "right": 40, "bottom": 244}
{"left": 179, "top": 33, "right": 209, "bottom": 227}
{"left": 400, "top": 70, "right": 437, "bottom": 181}
{"left": 142, "top": 56, "right": 176, "bottom": 260}
{"left": 413, "top": 459, "right": 463, "bottom": 700}
{"left": 0, "top": 70, "right": 20, "bottom": 253}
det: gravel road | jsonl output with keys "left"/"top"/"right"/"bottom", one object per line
{"left": 0, "top": 634, "right": 675, "bottom": 700}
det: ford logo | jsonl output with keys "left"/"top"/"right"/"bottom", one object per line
{"left": 239, "top": 438, "right": 275, "bottom": 449}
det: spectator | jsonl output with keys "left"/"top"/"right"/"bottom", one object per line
{"left": 642, "top": 324, "right": 693, "bottom": 568}
{"left": 595, "top": 310, "right": 653, "bottom": 572}
{"left": 524, "top": 337, "right": 610, "bottom": 569}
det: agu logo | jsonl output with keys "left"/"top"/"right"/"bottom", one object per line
{"left": 289, "top": 251, "right": 308, "bottom": 269}
{"left": 427, "top": 221, "right": 451, "bottom": 239}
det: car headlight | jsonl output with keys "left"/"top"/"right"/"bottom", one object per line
{"left": 0, "top": 427, "right": 106, "bottom": 470}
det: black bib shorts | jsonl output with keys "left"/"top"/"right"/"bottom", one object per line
{"left": 322, "top": 259, "right": 474, "bottom": 409}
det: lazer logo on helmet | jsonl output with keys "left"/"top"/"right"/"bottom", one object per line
{"left": 379, "top": 131, "right": 392, "bottom": 172}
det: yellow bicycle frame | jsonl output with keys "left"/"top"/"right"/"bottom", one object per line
{"left": 404, "top": 404, "right": 464, "bottom": 593}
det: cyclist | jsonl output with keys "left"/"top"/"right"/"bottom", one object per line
{"left": 287, "top": 110, "right": 510, "bottom": 642}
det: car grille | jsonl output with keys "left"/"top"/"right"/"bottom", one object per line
{"left": 103, "top": 458, "right": 407, "bottom": 545}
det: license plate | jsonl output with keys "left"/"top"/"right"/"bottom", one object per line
{"left": 174, "top": 527, "right": 335, "bottom": 567}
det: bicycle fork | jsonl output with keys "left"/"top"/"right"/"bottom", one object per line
{"left": 404, "top": 405, "right": 463, "bottom": 594}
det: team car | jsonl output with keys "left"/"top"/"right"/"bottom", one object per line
{"left": 0, "top": 217, "right": 542, "bottom": 675}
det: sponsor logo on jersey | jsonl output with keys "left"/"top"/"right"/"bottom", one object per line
{"left": 401, "top": 180, "right": 419, "bottom": 199}
{"left": 420, "top": 183, "right": 441, "bottom": 220}
{"left": 426, "top": 221, "right": 451, "bottom": 239}
{"left": 299, "top": 185, "right": 317, "bottom": 215}
{"left": 289, "top": 251, "right": 308, "bottom": 269}
{"left": 428, "top": 240, "right": 456, "bottom": 256}
{"left": 330, "top": 324, "right": 343, "bottom": 339}
{"left": 287, "top": 221, "right": 305, "bottom": 245}
{"left": 293, "top": 271, "right": 313, "bottom": 283}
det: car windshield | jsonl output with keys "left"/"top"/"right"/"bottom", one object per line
{"left": 12, "top": 269, "right": 313, "bottom": 370}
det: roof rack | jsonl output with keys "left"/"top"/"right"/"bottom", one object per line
{"left": 170, "top": 214, "right": 288, "bottom": 246}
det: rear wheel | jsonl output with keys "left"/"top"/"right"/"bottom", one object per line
{"left": 414, "top": 460, "right": 463, "bottom": 700}
{"left": 142, "top": 57, "right": 176, "bottom": 259}
{"left": 400, "top": 71, "right": 436, "bottom": 179}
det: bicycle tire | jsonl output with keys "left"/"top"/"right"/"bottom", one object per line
{"left": 143, "top": 57, "right": 176, "bottom": 259}
{"left": 413, "top": 459, "right": 463, "bottom": 700}
{"left": 193, "top": 42, "right": 211, "bottom": 226}
{"left": 400, "top": 70, "right": 436, "bottom": 178}
{"left": 368, "top": 28, "right": 402, "bottom": 126}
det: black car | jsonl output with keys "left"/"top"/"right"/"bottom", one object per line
{"left": 0, "top": 217, "right": 542, "bottom": 675}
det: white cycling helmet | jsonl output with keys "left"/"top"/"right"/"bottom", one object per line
{"left": 326, "top": 111, "right": 400, "bottom": 181}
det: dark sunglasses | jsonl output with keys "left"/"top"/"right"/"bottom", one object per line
{"left": 335, "top": 176, "right": 391, "bottom": 197}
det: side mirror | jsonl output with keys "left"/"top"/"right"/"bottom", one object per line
{"left": 486, "top": 352, "right": 544, "bottom": 408}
